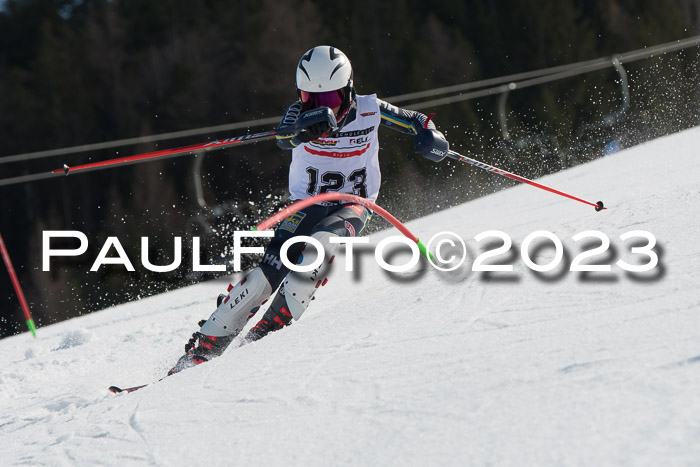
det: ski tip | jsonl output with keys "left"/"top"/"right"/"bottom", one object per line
{"left": 109, "top": 383, "right": 149, "bottom": 393}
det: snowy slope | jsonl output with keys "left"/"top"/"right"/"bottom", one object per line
{"left": 2, "top": 127, "right": 700, "bottom": 466}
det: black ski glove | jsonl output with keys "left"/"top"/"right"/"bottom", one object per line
{"left": 297, "top": 121, "right": 333, "bottom": 143}
{"left": 414, "top": 128, "right": 449, "bottom": 162}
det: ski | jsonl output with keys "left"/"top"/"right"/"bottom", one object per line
{"left": 108, "top": 355, "right": 199, "bottom": 394}
{"left": 109, "top": 333, "right": 255, "bottom": 394}
{"left": 108, "top": 357, "right": 202, "bottom": 393}
{"left": 108, "top": 374, "right": 172, "bottom": 393}
{"left": 108, "top": 384, "right": 149, "bottom": 394}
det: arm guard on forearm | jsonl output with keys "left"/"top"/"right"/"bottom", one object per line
{"left": 378, "top": 99, "right": 436, "bottom": 135}
{"left": 378, "top": 98, "right": 447, "bottom": 162}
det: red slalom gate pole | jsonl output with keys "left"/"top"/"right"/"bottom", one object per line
{"left": 255, "top": 193, "right": 433, "bottom": 260}
{"left": 0, "top": 232, "right": 36, "bottom": 337}
{"left": 446, "top": 149, "right": 606, "bottom": 212}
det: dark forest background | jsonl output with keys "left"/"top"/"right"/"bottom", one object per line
{"left": 2, "top": 0, "right": 700, "bottom": 338}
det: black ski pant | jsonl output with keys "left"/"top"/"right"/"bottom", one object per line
{"left": 258, "top": 202, "right": 372, "bottom": 290}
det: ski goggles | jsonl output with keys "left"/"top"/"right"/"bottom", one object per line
{"left": 300, "top": 89, "right": 344, "bottom": 109}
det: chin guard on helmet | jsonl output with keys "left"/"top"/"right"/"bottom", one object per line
{"left": 276, "top": 107, "right": 339, "bottom": 140}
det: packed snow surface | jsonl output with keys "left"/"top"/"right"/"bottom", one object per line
{"left": 2, "top": 128, "right": 700, "bottom": 466}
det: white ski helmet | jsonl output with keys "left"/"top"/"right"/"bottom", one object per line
{"left": 296, "top": 45, "right": 354, "bottom": 119}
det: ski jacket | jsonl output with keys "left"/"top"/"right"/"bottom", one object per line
{"left": 275, "top": 94, "right": 436, "bottom": 203}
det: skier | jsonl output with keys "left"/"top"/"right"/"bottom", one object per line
{"left": 169, "top": 45, "right": 449, "bottom": 374}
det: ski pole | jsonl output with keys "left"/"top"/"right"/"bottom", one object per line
{"left": 50, "top": 130, "right": 278, "bottom": 176}
{"left": 0, "top": 232, "right": 36, "bottom": 337}
{"left": 446, "top": 149, "right": 606, "bottom": 211}
{"left": 47, "top": 109, "right": 335, "bottom": 177}
{"left": 0, "top": 130, "right": 277, "bottom": 187}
